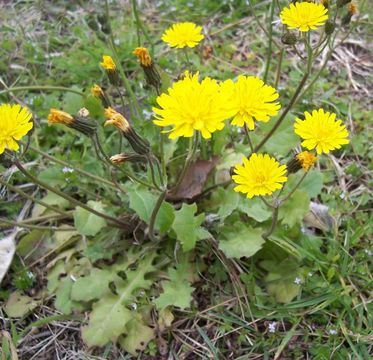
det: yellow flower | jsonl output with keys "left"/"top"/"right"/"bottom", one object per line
{"left": 0, "top": 104, "right": 33, "bottom": 154}
{"left": 294, "top": 108, "right": 349, "bottom": 154}
{"left": 91, "top": 84, "right": 104, "bottom": 97}
{"left": 133, "top": 47, "right": 152, "bottom": 66}
{"left": 100, "top": 55, "right": 116, "bottom": 71}
{"left": 104, "top": 107, "right": 130, "bottom": 132}
{"left": 296, "top": 151, "right": 317, "bottom": 171}
{"left": 348, "top": 2, "right": 358, "bottom": 15}
{"left": 48, "top": 109, "right": 74, "bottom": 125}
{"left": 232, "top": 154, "right": 287, "bottom": 198}
{"left": 221, "top": 76, "right": 281, "bottom": 130}
{"left": 280, "top": 2, "right": 328, "bottom": 32}
{"left": 153, "top": 72, "right": 232, "bottom": 139}
{"left": 162, "top": 22, "right": 204, "bottom": 48}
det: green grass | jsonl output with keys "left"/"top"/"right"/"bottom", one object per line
{"left": 0, "top": 0, "right": 372, "bottom": 359}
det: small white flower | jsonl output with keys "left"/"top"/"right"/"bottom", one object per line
{"left": 294, "top": 277, "right": 302, "bottom": 285}
{"left": 329, "top": 329, "right": 337, "bottom": 335}
{"left": 130, "top": 303, "right": 137, "bottom": 310}
{"left": 62, "top": 167, "right": 74, "bottom": 174}
{"left": 268, "top": 321, "right": 277, "bottom": 333}
{"left": 114, "top": 39, "right": 120, "bottom": 45}
{"left": 364, "top": 249, "right": 372, "bottom": 256}
{"left": 308, "top": 272, "right": 313, "bottom": 277}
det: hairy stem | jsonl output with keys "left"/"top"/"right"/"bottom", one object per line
{"left": 148, "top": 190, "right": 167, "bottom": 241}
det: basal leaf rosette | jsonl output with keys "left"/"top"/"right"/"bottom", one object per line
{"left": 221, "top": 76, "right": 281, "bottom": 130}
{"left": 280, "top": 2, "right": 328, "bottom": 32}
{"left": 232, "top": 154, "right": 287, "bottom": 199}
{"left": 162, "top": 22, "right": 204, "bottom": 48}
{"left": 0, "top": 103, "right": 33, "bottom": 154}
{"left": 153, "top": 71, "right": 233, "bottom": 139}
{"left": 294, "top": 108, "right": 349, "bottom": 154}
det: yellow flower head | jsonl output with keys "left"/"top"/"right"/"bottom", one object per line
{"left": 48, "top": 109, "right": 74, "bottom": 125}
{"left": 153, "top": 72, "right": 232, "bottom": 139}
{"left": 162, "top": 22, "right": 204, "bottom": 48}
{"left": 294, "top": 108, "right": 349, "bottom": 154}
{"left": 0, "top": 104, "right": 33, "bottom": 154}
{"left": 133, "top": 47, "right": 152, "bottom": 67}
{"left": 296, "top": 151, "right": 317, "bottom": 171}
{"left": 104, "top": 107, "right": 130, "bottom": 132}
{"left": 280, "top": 2, "right": 328, "bottom": 32}
{"left": 232, "top": 154, "right": 287, "bottom": 199}
{"left": 91, "top": 84, "right": 104, "bottom": 97}
{"left": 100, "top": 55, "right": 116, "bottom": 71}
{"left": 221, "top": 76, "right": 281, "bottom": 130}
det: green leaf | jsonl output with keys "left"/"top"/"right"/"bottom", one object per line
{"left": 286, "top": 170, "right": 324, "bottom": 198}
{"left": 32, "top": 191, "right": 70, "bottom": 217}
{"left": 38, "top": 168, "right": 67, "bottom": 187}
{"left": 73, "top": 200, "right": 107, "bottom": 236}
{"left": 212, "top": 187, "right": 239, "bottom": 219}
{"left": 82, "top": 255, "right": 155, "bottom": 347}
{"left": 278, "top": 190, "right": 310, "bottom": 228}
{"left": 71, "top": 268, "right": 117, "bottom": 302}
{"left": 55, "top": 278, "right": 81, "bottom": 315}
{"left": 154, "top": 265, "right": 194, "bottom": 310}
{"left": 128, "top": 189, "right": 174, "bottom": 233}
{"left": 83, "top": 93, "right": 104, "bottom": 118}
{"left": 238, "top": 197, "right": 272, "bottom": 222}
{"left": 119, "top": 317, "right": 155, "bottom": 356}
{"left": 263, "top": 258, "right": 302, "bottom": 304}
{"left": 63, "top": 87, "right": 83, "bottom": 114}
{"left": 4, "top": 291, "right": 39, "bottom": 317}
{"left": 219, "top": 226, "right": 265, "bottom": 258}
{"left": 172, "top": 203, "right": 209, "bottom": 251}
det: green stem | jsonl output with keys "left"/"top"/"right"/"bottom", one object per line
{"left": 262, "top": 206, "right": 279, "bottom": 240}
{"left": 131, "top": 0, "right": 154, "bottom": 53}
{"left": 280, "top": 171, "right": 308, "bottom": 204}
{"left": 14, "top": 160, "right": 127, "bottom": 229}
{"left": 263, "top": 0, "right": 275, "bottom": 82}
{"left": 172, "top": 134, "right": 199, "bottom": 193}
{"left": 25, "top": 144, "right": 117, "bottom": 189}
{"left": 274, "top": 48, "right": 284, "bottom": 88}
{"left": 0, "top": 178, "right": 69, "bottom": 217}
{"left": 0, "top": 86, "right": 84, "bottom": 97}
{"left": 243, "top": 124, "right": 254, "bottom": 152}
{"left": 0, "top": 218, "right": 73, "bottom": 231}
{"left": 148, "top": 190, "right": 167, "bottom": 241}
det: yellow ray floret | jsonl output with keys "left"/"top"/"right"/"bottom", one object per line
{"left": 296, "top": 151, "right": 317, "bottom": 171}
{"left": 162, "top": 22, "right": 204, "bottom": 48}
{"left": 294, "top": 108, "right": 349, "bottom": 154}
{"left": 232, "top": 153, "right": 287, "bottom": 199}
{"left": 280, "top": 2, "right": 328, "bottom": 32}
{"left": 221, "top": 76, "right": 281, "bottom": 130}
{"left": 100, "top": 55, "right": 116, "bottom": 71}
{"left": 133, "top": 47, "right": 152, "bottom": 66}
{"left": 0, "top": 104, "right": 33, "bottom": 154}
{"left": 153, "top": 71, "right": 233, "bottom": 139}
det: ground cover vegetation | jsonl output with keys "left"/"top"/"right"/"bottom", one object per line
{"left": 0, "top": 0, "right": 372, "bottom": 359}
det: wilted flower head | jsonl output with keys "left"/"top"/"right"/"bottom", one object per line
{"left": 232, "top": 154, "right": 287, "bottom": 199}
{"left": 0, "top": 104, "right": 33, "bottom": 155}
{"left": 153, "top": 71, "right": 232, "bottom": 139}
{"left": 133, "top": 47, "right": 152, "bottom": 67}
{"left": 280, "top": 2, "right": 328, "bottom": 32}
{"left": 48, "top": 109, "right": 74, "bottom": 125}
{"left": 100, "top": 55, "right": 116, "bottom": 71}
{"left": 221, "top": 76, "right": 281, "bottom": 130}
{"left": 104, "top": 107, "right": 130, "bottom": 133}
{"left": 162, "top": 22, "right": 204, "bottom": 48}
{"left": 91, "top": 84, "right": 105, "bottom": 97}
{"left": 348, "top": 2, "right": 358, "bottom": 15}
{"left": 294, "top": 109, "right": 349, "bottom": 154}
{"left": 296, "top": 151, "right": 317, "bottom": 171}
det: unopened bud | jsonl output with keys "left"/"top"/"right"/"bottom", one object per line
{"left": 281, "top": 32, "right": 297, "bottom": 45}
{"left": 341, "top": 12, "right": 353, "bottom": 26}
{"left": 325, "top": 20, "right": 336, "bottom": 35}
{"left": 110, "top": 153, "right": 146, "bottom": 165}
{"left": 91, "top": 84, "right": 111, "bottom": 107}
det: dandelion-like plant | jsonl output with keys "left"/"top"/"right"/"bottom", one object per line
{"left": 222, "top": 76, "right": 281, "bottom": 130}
{"left": 280, "top": 2, "right": 328, "bottom": 32}
{"left": 162, "top": 22, "right": 204, "bottom": 48}
{"left": 232, "top": 154, "right": 287, "bottom": 199}
{"left": 153, "top": 71, "right": 232, "bottom": 139}
{"left": 0, "top": 104, "right": 33, "bottom": 154}
{"left": 294, "top": 109, "right": 349, "bottom": 154}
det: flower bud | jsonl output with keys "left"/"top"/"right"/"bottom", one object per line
{"left": 325, "top": 20, "right": 336, "bottom": 35}
{"left": 104, "top": 108, "right": 150, "bottom": 155}
{"left": 287, "top": 151, "right": 317, "bottom": 173}
{"left": 100, "top": 55, "right": 119, "bottom": 86}
{"left": 281, "top": 32, "right": 297, "bottom": 45}
{"left": 91, "top": 84, "right": 111, "bottom": 108}
{"left": 48, "top": 109, "right": 97, "bottom": 137}
{"left": 133, "top": 47, "right": 162, "bottom": 92}
{"left": 110, "top": 153, "right": 146, "bottom": 165}
{"left": 341, "top": 12, "right": 353, "bottom": 26}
